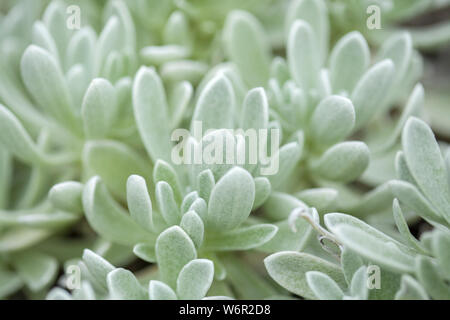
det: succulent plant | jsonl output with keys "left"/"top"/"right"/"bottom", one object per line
{"left": 0, "top": 0, "right": 448, "bottom": 301}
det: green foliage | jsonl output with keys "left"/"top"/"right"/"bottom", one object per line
{"left": 0, "top": 0, "right": 448, "bottom": 301}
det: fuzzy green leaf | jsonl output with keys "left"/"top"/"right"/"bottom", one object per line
{"left": 224, "top": 11, "right": 270, "bottom": 87}
{"left": 155, "top": 226, "right": 197, "bottom": 289}
{"left": 133, "top": 67, "right": 172, "bottom": 162}
{"left": 149, "top": 280, "right": 177, "bottom": 300}
{"left": 107, "top": 268, "right": 147, "bottom": 300}
{"left": 207, "top": 167, "right": 255, "bottom": 231}
{"left": 204, "top": 224, "right": 277, "bottom": 251}
{"left": 329, "top": 31, "right": 370, "bottom": 94}
{"left": 310, "top": 96, "right": 355, "bottom": 146}
{"left": 265, "top": 252, "right": 345, "bottom": 299}
{"left": 311, "top": 142, "right": 369, "bottom": 182}
{"left": 176, "top": 259, "right": 214, "bottom": 300}
{"left": 82, "top": 176, "right": 153, "bottom": 246}
{"left": 306, "top": 271, "right": 344, "bottom": 300}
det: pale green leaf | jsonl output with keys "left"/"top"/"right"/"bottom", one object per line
{"left": 224, "top": 10, "right": 270, "bottom": 87}
{"left": 155, "top": 226, "right": 197, "bottom": 289}
{"left": 329, "top": 31, "right": 370, "bottom": 94}
{"left": 207, "top": 167, "right": 255, "bottom": 231}
{"left": 149, "top": 280, "right": 177, "bottom": 300}
{"left": 82, "top": 176, "right": 154, "bottom": 246}
{"left": 306, "top": 271, "right": 344, "bottom": 300}
{"left": 265, "top": 252, "right": 345, "bottom": 299}
{"left": 310, "top": 95, "right": 355, "bottom": 146}
{"left": 176, "top": 259, "right": 214, "bottom": 300}
{"left": 204, "top": 224, "right": 277, "bottom": 251}
{"left": 133, "top": 67, "right": 172, "bottom": 162}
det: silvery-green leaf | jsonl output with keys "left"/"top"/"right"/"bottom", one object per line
{"left": 395, "top": 151, "right": 417, "bottom": 185}
{"left": 95, "top": 16, "right": 122, "bottom": 74}
{"left": 378, "top": 83, "right": 424, "bottom": 152}
{"left": 350, "top": 266, "right": 368, "bottom": 300}
{"left": 180, "top": 211, "right": 204, "bottom": 249}
{"left": 72, "top": 281, "right": 96, "bottom": 300}
{"left": 204, "top": 224, "right": 277, "bottom": 251}
{"left": 253, "top": 177, "right": 271, "bottom": 210}
{"left": 241, "top": 87, "right": 269, "bottom": 131}
{"left": 316, "top": 69, "right": 332, "bottom": 100}
{"left": 133, "top": 67, "right": 172, "bottom": 162}
{"left": 0, "top": 228, "right": 51, "bottom": 253}
{"left": 351, "top": 60, "right": 395, "bottom": 130}
{"left": 207, "top": 167, "right": 255, "bottom": 231}
{"left": 156, "top": 181, "right": 180, "bottom": 226}
{"left": 21, "top": 45, "right": 79, "bottom": 134}
{"left": 267, "top": 141, "right": 302, "bottom": 189}
{"left": 82, "top": 176, "right": 153, "bottom": 246}
{"left": 324, "top": 213, "right": 415, "bottom": 273}
{"left": 193, "top": 129, "right": 235, "bottom": 181}
{"left": 0, "top": 209, "right": 77, "bottom": 229}
{"left": 431, "top": 231, "right": 450, "bottom": 279}
{"left": 11, "top": 251, "right": 57, "bottom": 292}
{"left": 310, "top": 142, "right": 369, "bottom": 182}
{"left": 377, "top": 32, "right": 412, "bottom": 87}
{"left": 287, "top": 20, "right": 319, "bottom": 93}
{"left": 341, "top": 247, "right": 364, "bottom": 285}
{"left": 176, "top": 259, "right": 214, "bottom": 300}
{"left": 329, "top": 31, "right": 370, "bottom": 94}
{"left": 66, "top": 64, "right": 90, "bottom": 109}
{"left": 305, "top": 271, "right": 344, "bottom": 300}
{"left": 133, "top": 243, "right": 156, "bottom": 263}
{"left": 160, "top": 60, "right": 208, "bottom": 84}
{"left": 197, "top": 169, "right": 214, "bottom": 202}
{"left": 43, "top": 1, "right": 70, "bottom": 59}
{"left": 310, "top": 96, "right": 355, "bottom": 146}
{"left": 223, "top": 10, "right": 270, "bottom": 87}
{"left": 156, "top": 226, "right": 197, "bottom": 289}
{"left": 261, "top": 192, "right": 308, "bottom": 221}
{"left": 270, "top": 57, "right": 290, "bottom": 86}
{"left": 296, "top": 188, "right": 338, "bottom": 212}
{"left": 181, "top": 191, "right": 198, "bottom": 214}
{"left": 81, "top": 78, "right": 117, "bottom": 139}
{"left": 82, "top": 249, "right": 115, "bottom": 290}
{"left": 393, "top": 199, "right": 428, "bottom": 254}
{"left": 149, "top": 280, "right": 177, "bottom": 300}
{"left": 163, "top": 11, "right": 192, "bottom": 48}
{"left": 154, "top": 160, "right": 182, "bottom": 204}
{"left": 402, "top": 117, "right": 450, "bottom": 223}
{"left": 286, "top": 0, "right": 328, "bottom": 64}
{"left": 101, "top": 52, "right": 123, "bottom": 82}
{"left": 395, "top": 275, "right": 429, "bottom": 300}
{"left": 83, "top": 140, "right": 151, "bottom": 202}
{"left": 66, "top": 27, "right": 96, "bottom": 75}
{"left": 202, "top": 252, "right": 226, "bottom": 281}
{"left": 107, "top": 0, "right": 136, "bottom": 50}
{"left": 107, "top": 268, "right": 147, "bottom": 300}
{"left": 46, "top": 288, "right": 72, "bottom": 300}
{"left": 191, "top": 75, "right": 234, "bottom": 132}
{"left": 388, "top": 180, "right": 445, "bottom": 225}
{"left": 31, "top": 21, "right": 59, "bottom": 62}
{"left": 0, "top": 104, "right": 42, "bottom": 164}
{"left": 127, "top": 175, "right": 154, "bottom": 232}
{"left": 259, "top": 218, "right": 312, "bottom": 253}
{"left": 415, "top": 256, "right": 450, "bottom": 300}
{"left": 140, "top": 45, "right": 190, "bottom": 65}
{"left": 169, "top": 81, "right": 193, "bottom": 129}
{"left": 265, "top": 252, "right": 345, "bottom": 299}
{"left": 188, "top": 198, "right": 207, "bottom": 221}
